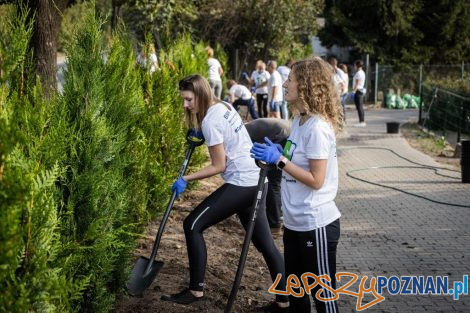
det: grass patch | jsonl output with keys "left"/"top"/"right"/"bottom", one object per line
{"left": 400, "top": 122, "right": 460, "bottom": 168}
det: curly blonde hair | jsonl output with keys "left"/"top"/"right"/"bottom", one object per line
{"left": 291, "top": 57, "right": 344, "bottom": 133}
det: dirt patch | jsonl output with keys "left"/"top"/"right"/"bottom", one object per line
{"left": 400, "top": 122, "right": 460, "bottom": 169}
{"left": 115, "top": 173, "right": 282, "bottom": 313}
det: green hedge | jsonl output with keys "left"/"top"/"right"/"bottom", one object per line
{"left": 0, "top": 5, "right": 212, "bottom": 312}
{"left": 425, "top": 77, "right": 470, "bottom": 98}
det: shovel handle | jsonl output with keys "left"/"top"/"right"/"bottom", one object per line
{"left": 225, "top": 167, "right": 270, "bottom": 313}
{"left": 144, "top": 140, "right": 198, "bottom": 275}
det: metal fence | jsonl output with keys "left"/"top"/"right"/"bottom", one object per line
{"left": 365, "top": 63, "right": 468, "bottom": 107}
{"left": 419, "top": 84, "right": 470, "bottom": 145}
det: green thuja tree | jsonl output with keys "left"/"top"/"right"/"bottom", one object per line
{"left": 0, "top": 4, "right": 85, "bottom": 312}
{"left": 59, "top": 9, "right": 149, "bottom": 311}
{"left": 142, "top": 34, "right": 208, "bottom": 212}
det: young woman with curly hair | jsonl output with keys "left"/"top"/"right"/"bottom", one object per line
{"left": 251, "top": 57, "right": 343, "bottom": 313}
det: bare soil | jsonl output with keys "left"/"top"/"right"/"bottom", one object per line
{"left": 115, "top": 174, "right": 282, "bottom": 313}
{"left": 400, "top": 122, "right": 460, "bottom": 169}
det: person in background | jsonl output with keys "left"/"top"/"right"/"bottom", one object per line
{"left": 352, "top": 59, "right": 366, "bottom": 127}
{"left": 226, "top": 79, "right": 258, "bottom": 120}
{"left": 137, "top": 43, "right": 159, "bottom": 74}
{"left": 338, "top": 63, "right": 349, "bottom": 121}
{"left": 248, "top": 60, "right": 271, "bottom": 118}
{"left": 206, "top": 47, "right": 224, "bottom": 99}
{"left": 327, "top": 56, "right": 347, "bottom": 99}
{"left": 277, "top": 59, "right": 295, "bottom": 120}
{"left": 266, "top": 60, "right": 283, "bottom": 119}
{"left": 245, "top": 118, "right": 291, "bottom": 237}
{"left": 251, "top": 57, "right": 343, "bottom": 313}
{"left": 161, "top": 74, "right": 288, "bottom": 312}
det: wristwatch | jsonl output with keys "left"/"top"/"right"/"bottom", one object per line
{"left": 276, "top": 156, "right": 288, "bottom": 170}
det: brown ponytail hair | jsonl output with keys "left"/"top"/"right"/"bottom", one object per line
{"left": 179, "top": 74, "right": 216, "bottom": 128}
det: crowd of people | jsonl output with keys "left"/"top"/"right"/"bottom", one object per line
{"left": 136, "top": 44, "right": 366, "bottom": 127}
{"left": 140, "top": 44, "right": 367, "bottom": 312}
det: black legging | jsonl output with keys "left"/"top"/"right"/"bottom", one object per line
{"left": 256, "top": 93, "right": 268, "bottom": 118}
{"left": 183, "top": 183, "right": 288, "bottom": 302}
{"left": 284, "top": 219, "right": 340, "bottom": 313}
{"left": 354, "top": 90, "right": 365, "bottom": 122}
{"left": 266, "top": 168, "right": 282, "bottom": 228}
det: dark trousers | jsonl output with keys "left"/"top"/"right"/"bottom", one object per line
{"left": 354, "top": 91, "right": 365, "bottom": 122}
{"left": 256, "top": 93, "right": 268, "bottom": 118}
{"left": 233, "top": 98, "right": 259, "bottom": 119}
{"left": 266, "top": 168, "right": 282, "bottom": 228}
{"left": 183, "top": 183, "right": 288, "bottom": 302}
{"left": 284, "top": 219, "right": 340, "bottom": 313}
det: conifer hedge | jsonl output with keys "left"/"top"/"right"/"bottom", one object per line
{"left": 0, "top": 4, "right": 212, "bottom": 312}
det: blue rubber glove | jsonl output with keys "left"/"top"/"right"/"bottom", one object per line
{"left": 250, "top": 86, "right": 256, "bottom": 93}
{"left": 188, "top": 128, "right": 204, "bottom": 140}
{"left": 250, "top": 137, "right": 282, "bottom": 164}
{"left": 269, "top": 100, "right": 275, "bottom": 111}
{"left": 171, "top": 176, "right": 187, "bottom": 197}
{"left": 242, "top": 72, "right": 249, "bottom": 80}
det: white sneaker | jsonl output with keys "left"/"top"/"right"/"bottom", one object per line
{"left": 353, "top": 122, "right": 366, "bottom": 127}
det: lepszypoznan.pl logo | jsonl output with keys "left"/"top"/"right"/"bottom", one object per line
{"left": 268, "top": 273, "right": 468, "bottom": 311}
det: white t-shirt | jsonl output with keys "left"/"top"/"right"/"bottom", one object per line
{"left": 281, "top": 116, "right": 341, "bottom": 231}
{"left": 137, "top": 53, "right": 158, "bottom": 73}
{"left": 268, "top": 70, "right": 283, "bottom": 102}
{"left": 251, "top": 70, "right": 270, "bottom": 94}
{"left": 353, "top": 69, "right": 365, "bottom": 92}
{"left": 277, "top": 65, "right": 291, "bottom": 83}
{"left": 202, "top": 102, "right": 259, "bottom": 186}
{"left": 333, "top": 67, "right": 348, "bottom": 96}
{"left": 229, "top": 84, "right": 252, "bottom": 100}
{"left": 208, "top": 58, "right": 222, "bottom": 81}
{"left": 340, "top": 70, "right": 349, "bottom": 94}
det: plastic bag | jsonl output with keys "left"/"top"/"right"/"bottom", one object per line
{"left": 386, "top": 92, "right": 396, "bottom": 109}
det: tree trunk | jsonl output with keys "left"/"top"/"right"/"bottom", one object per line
{"left": 111, "top": 0, "right": 118, "bottom": 30}
{"left": 26, "top": 0, "right": 68, "bottom": 97}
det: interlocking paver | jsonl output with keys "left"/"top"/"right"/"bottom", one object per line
{"left": 336, "top": 109, "right": 470, "bottom": 312}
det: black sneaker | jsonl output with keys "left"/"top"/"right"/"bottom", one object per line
{"left": 160, "top": 288, "right": 206, "bottom": 305}
{"left": 257, "top": 301, "right": 289, "bottom": 312}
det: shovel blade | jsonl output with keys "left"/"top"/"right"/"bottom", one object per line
{"left": 127, "top": 256, "right": 164, "bottom": 296}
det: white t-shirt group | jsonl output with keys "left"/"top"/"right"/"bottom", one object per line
{"left": 202, "top": 102, "right": 259, "bottom": 186}
{"left": 208, "top": 58, "right": 222, "bottom": 82}
{"left": 251, "top": 70, "right": 270, "bottom": 94}
{"left": 281, "top": 116, "right": 341, "bottom": 231}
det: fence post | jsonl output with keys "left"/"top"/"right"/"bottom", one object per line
{"left": 457, "top": 104, "right": 463, "bottom": 143}
{"left": 462, "top": 61, "right": 465, "bottom": 79}
{"left": 418, "top": 64, "right": 423, "bottom": 98}
{"left": 375, "top": 62, "right": 378, "bottom": 106}
{"left": 365, "top": 54, "right": 370, "bottom": 103}
{"left": 418, "top": 65, "right": 424, "bottom": 124}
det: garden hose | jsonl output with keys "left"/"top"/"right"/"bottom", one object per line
{"left": 339, "top": 146, "right": 470, "bottom": 208}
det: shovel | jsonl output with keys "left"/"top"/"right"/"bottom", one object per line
{"left": 225, "top": 160, "right": 275, "bottom": 313}
{"left": 127, "top": 129, "right": 205, "bottom": 296}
